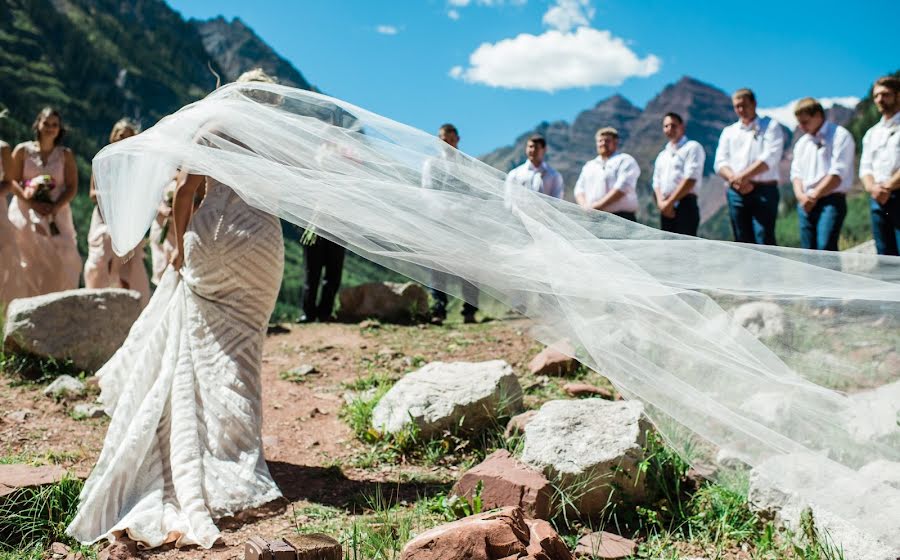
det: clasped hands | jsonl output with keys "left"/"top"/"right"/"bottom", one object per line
{"left": 868, "top": 182, "right": 892, "bottom": 205}
{"left": 728, "top": 174, "right": 755, "bottom": 195}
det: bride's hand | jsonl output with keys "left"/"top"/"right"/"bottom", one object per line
{"left": 169, "top": 248, "right": 183, "bottom": 271}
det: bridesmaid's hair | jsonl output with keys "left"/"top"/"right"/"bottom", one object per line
{"left": 32, "top": 107, "right": 66, "bottom": 146}
{"left": 109, "top": 118, "right": 140, "bottom": 143}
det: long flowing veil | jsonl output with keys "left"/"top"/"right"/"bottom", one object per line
{"left": 93, "top": 82, "right": 900, "bottom": 548}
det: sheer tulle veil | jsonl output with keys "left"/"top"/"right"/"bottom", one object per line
{"left": 93, "top": 82, "right": 900, "bottom": 548}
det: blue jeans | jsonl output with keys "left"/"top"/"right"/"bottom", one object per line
{"left": 727, "top": 184, "right": 779, "bottom": 245}
{"left": 870, "top": 191, "right": 900, "bottom": 256}
{"left": 797, "top": 193, "right": 846, "bottom": 251}
{"left": 661, "top": 194, "right": 699, "bottom": 236}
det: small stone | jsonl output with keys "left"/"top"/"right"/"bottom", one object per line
{"left": 574, "top": 531, "right": 636, "bottom": 559}
{"left": 3, "top": 409, "right": 33, "bottom": 424}
{"left": 563, "top": 383, "right": 613, "bottom": 399}
{"left": 504, "top": 410, "right": 538, "bottom": 439}
{"left": 49, "top": 541, "right": 70, "bottom": 558}
{"left": 731, "top": 302, "right": 787, "bottom": 339}
{"left": 359, "top": 319, "right": 381, "bottom": 330}
{"left": 452, "top": 449, "right": 553, "bottom": 519}
{"left": 529, "top": 343, "right": 578, "bottom": 376}
{"left": 72, "top": 403, "right": 106, "bottom": 420}
{"left": 43, "top": 375, "right": 86, "bottom": 399}
{"left": 98, "top": 538, "right": 139, "bottom": 560}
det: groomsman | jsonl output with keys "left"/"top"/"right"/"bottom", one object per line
{"left": 504, "top": 135, "right": 564, "bottom": 199}
{"left": 790, "top": 98, "right": 855, "bottom": 251}
{"left": 422, "top": 123, "right": 478, "bottom": 324}
{"left": 652, "top": 112, "right": 705, "bottom": 235}
{"left": 860, "top": 76, "right": 900, "bottom": 256}
{"left": 714, "top": 88, "right": 785, "bottom": 245}
{"left": 574, "top": 127, "right": 640, "bottom": 221}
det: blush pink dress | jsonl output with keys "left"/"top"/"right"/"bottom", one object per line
{"left": 84, "top": 206, "right": 150, "bottom": 306}
{"left": 7, "top": 142, "right": 82, "bottom": 295}
{"left": 1, "top": 156, "right": 27, "bottom": 307}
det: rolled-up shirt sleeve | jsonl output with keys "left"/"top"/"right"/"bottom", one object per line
{"left": 613, "top": 157, "right": 640, "bottom": 191}
{"left": 684, "top": 143, "right": 704, "bottom": 181}
{"left": 859, "top": 129, "right": 875, "bottom": 179}
{"left": 759, "top": 120, "right": 785, "bottom": 171}
{"left": 713, "top": 128, "right": 730, "bottom": 174}
{"left": 828, "top": 128, "right": 855, "bottom": 178}
{"left": 651, "top": 154, "right": 662, "bottom": 193}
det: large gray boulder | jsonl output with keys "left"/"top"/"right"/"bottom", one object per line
{"left": 371, "top": 360, "right": 522, "bottom": 439}
{"left": 3, "top": 289, "right": 142, "bottom": 372}
{"left": 338, "top": 282, "right": 429, "bottom": 323}
{"left": 748, "top": 453, "right": 900, "bottom": 560}
{"left": 521, "top": 399, "right": 650, "bottom": 516}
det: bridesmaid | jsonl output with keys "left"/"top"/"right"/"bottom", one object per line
{"left": 1, "top": 139, "right": 26, "bottom": 307}
{"left": 83, "top": 119, "right": 150, "bottom": 305}
{"left": 7, "top": 107, "right": 82, "bottom": 295}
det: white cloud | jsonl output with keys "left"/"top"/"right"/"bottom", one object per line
{"left": 542, "top": 0, "right": 594, "bottom": 33}
{"left": 448, "top": 8, "right": 461, "bottom": 20}
{"left": 450, "top": 27, "right": 660, "bottom": 92}
{"left": 376, "top": 25, "right": 399, "bottom": 35}
{"left": 759, "top": 96, "right": 860, "bottom": 129}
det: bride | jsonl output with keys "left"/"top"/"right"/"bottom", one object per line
{"left": 66, "top": 70, "right": 285, "bottom": 548}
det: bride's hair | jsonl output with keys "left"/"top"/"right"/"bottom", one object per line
{"left": 236, "top": 68, "right": 277, "bottom": 84}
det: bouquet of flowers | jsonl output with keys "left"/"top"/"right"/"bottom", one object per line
{"left": 23, "top": 174, "right": 60, "bottom": 235}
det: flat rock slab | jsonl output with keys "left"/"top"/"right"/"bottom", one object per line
{"left": 563, "top": 383, "right": 613, "bottom": 399}
{"left": 399, "top": 506, "right": 572, "bottom": 560}
{"left": 287, "top": 533, "right": 342, "bottom": 559}
{"left": 372, "top": 360, "right": 522, "bottom": 439}
{"left": 505, "top": 410, "right": 538, "bottom": 438}
{"left": 338, "top": 282, "right": 429, "bottom": 323}
{"left": 573, "top": 531, "right": 636, "bottom": 559}
{"left": 0, "top": 464, "right": 68, "bottom": 498}
{"left": 529, "top": 344, "right": 578, "bottom": 376}
{"left": 521, "top": 399, "right": 649, "bottom": 515}
{"left": 748, "top": 453, "right": 900, "bottom": 560}
{"left": 452, "top": 449, "right": 553, "bottom": 520}
{"left": 3, "top": 288, "right": 142, "bottom": 372}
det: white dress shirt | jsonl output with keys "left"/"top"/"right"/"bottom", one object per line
{"left": 859, "top": 111, "right": 900, "bottom": 183}
{"left": 714, "top": 116, "right": 785, "bottom": 183}
{"left": 504, "top": 160, "right": 564, "bottom": 199}
{"left": 652, "top": 136, "right": 705, "bottom": 198}
{"left": 790, "top": 121, "right": 855, "bottom": 194}
{"left": 574, "top": 152, "right": 640, "bottom": 213}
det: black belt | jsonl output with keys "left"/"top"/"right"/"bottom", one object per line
{"left": 750, "top": 181, "right": 777, "bottom": 187}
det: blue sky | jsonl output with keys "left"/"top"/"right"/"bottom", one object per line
{"left": 169, "top": 0, "right": 897, "bottom": 155}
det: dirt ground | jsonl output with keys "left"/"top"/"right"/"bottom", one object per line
{"left": 1, "top": 319, "right": 539, "bottom": 559}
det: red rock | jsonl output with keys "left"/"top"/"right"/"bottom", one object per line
{"left": 505, "top": 410, "right": 538, "bottom": 438}
{"left": 573, "top": 531, "right": 636, "bottom": 559}
{"left": 525, "top": 519, "right": 574, "bottom": 560}
{"left": 98, "top": 538, "right": 139, "bottom": 560}
{"left": 563, "top": 383, "right": 613, "bottom": 400}
{"left": 49, "top": 541, "right": 70, "bottom": 558}
{"left": 400, "top": 506, "right": 571, "bottom": 560}
{"left": 529, "top": 345, "right": 578, "bottom": 376}
{"left": 400, "top": 507, "right": 529, "bottom": 560}
{"left": 0, "top": 464, "right": 67, "bottom": 498}
{"left": 452, "top": 450, "right": 553, "bottom": 520}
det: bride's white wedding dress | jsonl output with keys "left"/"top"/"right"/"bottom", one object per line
{"left": 66, "top": 180, "right": 284, "bottom": 549}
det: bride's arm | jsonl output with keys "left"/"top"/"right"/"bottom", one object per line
{"left": 170, "top": 171, "right": 205, "bottom": 270}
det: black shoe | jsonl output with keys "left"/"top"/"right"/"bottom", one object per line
{"left": 463, "top": 314, "right": 477, "bottom": 324}
{"left": 295, "top": 314, "right": 315, "bottom": 324}
{"left": 429, "top": 314, "right": 445, "bottom": 326}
